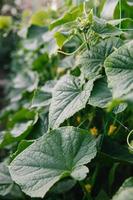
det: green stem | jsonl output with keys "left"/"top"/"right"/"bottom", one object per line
{"left": 83, "top": 1, "right": 87, "bottom": 16}
{"left": 83, "top": 32, "right": 90, "bottom": 51}
{"left": 57, "top": 42, "right": 86, "bottom": 56}
{"left": 78, "top": 118, "right": 88, "bottom": 128}
{"left": 91, "top": 164, "right": 100, "bottom": 186}
{"left": 111, "top": 114, "right": 130, "bottom": 132}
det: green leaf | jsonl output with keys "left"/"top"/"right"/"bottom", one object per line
{"left": 88, "top": 77, "right": 112, "bottom": 108}
{"left": 107, "top": 99, "right": 127, "bottom": 113}
{"left": 112, "top": 177, "right": 133, "bottom": 200}
{"left": 13, "top": 70, "right": 39, "bottom": 92}
{"left": 31, "top": 81, "right": 56, "bottom": 108}
{"left": 9, "top": 121, "right": 33, "bottom": 137}
{"left": 28, "top": 111, "right": 49, "bottom": 139}
{"left": 51, "top": 179, "right": 76, "bottom": 194}
{"left": 0, "top": 162, "right": 13, "bottom": 196}
{"left": 49, "top": 5, "right": 83, "bottom": 30}
{"left": 108, "top": 163, "right": 119, "bottom": 189}
{"left": 97, "top": 136, "right": 133, "bottom": 164}
{"left": 95, "top": 190, "right": 109, "bottom": 200}
{"left": 27, "top": 25, "right": 48, "bottom": 39}
{"left": 115, "top": 0, "right": 133, "bottom": 27}
{"left": 59, "top": 55, "right": 75, "bottom": 69}
{"left": 105, "top": 41, "right": 133, "bottom": 102}
{"left": 49, "top": 75, "right": 99, "bottom": 129}
{"left": 7, "top": 108, "right": 38, "bottom": 137}
{"left": 108, "top": 18, "right": 133, "bottom": 27}
{"left": 30, "top": 10, "right": 49, "bottom": 26}
{"left": 0, "top": 16, "right": 12, "bottom": 29}
{"left": 91, "top": 17, "right": 122, "bottom": 38}
{"left": 101, "top": 0, "right": 119, "bottom": 19}
{"left": 9, "top": 126, "right": 97, "bottom": 198}
{"left": 31, "top": 89, "right": 52, "bottom": 108}
{"left": 54, "top": 31, "right": 71, "bottom": 48}
{"left": 42, "top": 30, "right": 59, "bottom": 55}
{"left": 78, "top": 37, "right": 123, "bottom": 79}
{"left": 11, "top": 140, "right": 34, "bottom": 161}
{"left": 10, "top": 70, "right": 39, "bottom": 102}
{"left": 0, "top": 109, "right": 38, "bottom": 148}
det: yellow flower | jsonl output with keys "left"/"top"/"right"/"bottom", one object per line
{"left": 57, "top": 67, "right": 65, "bottom": 75}
{"left": 108, "top": 124, "right": 117, "bottom": 136}
{"left": 90, "top": 127, "right": 98, "bottom": 137}
{"left": 76, "top": 116, "right": 81, "bottom": 123}
{"left": 85, "top": 184, "right": 92, "bottom": 193}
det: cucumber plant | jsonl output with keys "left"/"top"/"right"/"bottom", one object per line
{"left": 0, "top": 1, "right": 133, "bottom": 200}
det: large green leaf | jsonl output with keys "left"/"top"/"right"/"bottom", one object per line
{"left": 112, "top": 177, "right": 133, "bottom": 200}
{"left": 49, "top": 75, "right": 99, "bottom": 129}
{"left": 88, "top": 77, "right": 112, "bottom": 108}
{"left": 105, "top": 41, "right": 133, "bottom": 102}
{"left": 78, "top": 37, "right": 123, "bottom": 79}
{"left": 0, "top": 162, "right": 13, "bottom": 196}
{"left": 9, "top": 126, "right": 97, "bottom": 198}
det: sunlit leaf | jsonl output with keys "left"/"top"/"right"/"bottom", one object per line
{"left": 9, "top": 126, "right": 97, "bottom": 198}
